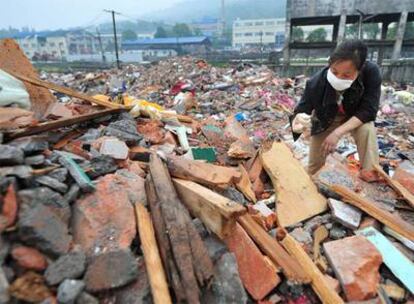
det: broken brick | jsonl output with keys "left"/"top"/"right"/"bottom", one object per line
{"left": 11, "top": 246, "right": 48, "bottom": 271}
{"left": 71, "top": 171, "right": 142, "bottom": 256}
{"left": 0, "top": 144, "right": 24, "bottom": 166}
{"left": 84, "top": 249, "right": 138, "bottom": 293}
{"left": 45, "top": 251, "right": 86, "bottom": 286}
{"left": 323, "top": 235, "right": 383, "bottom": 301}
{"left": 225, "top": 223, "right": 280, "bottom": 301}
{"left": 18, "top": 203, "right": 72, "bottom": 257}
{"left": 136, "top": 119, "right": 165, "bottom": 144}
{"left": 393, "top": 160, "right": 414, "bottom": 195}
{"left": 0, "top": 184, "right": 18, "bottom": 231}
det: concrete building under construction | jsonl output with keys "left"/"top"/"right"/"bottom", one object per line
{"left": 283, "top": 0, "right": 414, "bottom": 65}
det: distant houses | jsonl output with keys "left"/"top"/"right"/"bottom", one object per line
{"left": 122, "top": 36, "right": 212, "bottom": 57}
{"left": 12, "top": 29, "right": 211, "bottom": 63}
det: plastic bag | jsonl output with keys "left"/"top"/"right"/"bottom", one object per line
{"left": 0, "top": 69, "right": 30, "bottom": 109}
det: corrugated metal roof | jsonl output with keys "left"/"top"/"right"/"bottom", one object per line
{"left": 122, "top": 36, "right": 210, "bottom": 46}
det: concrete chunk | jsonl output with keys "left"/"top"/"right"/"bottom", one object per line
{"left": 328, "top": 198, "right": 362, "bottom": 229}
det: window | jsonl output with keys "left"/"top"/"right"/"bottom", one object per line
{"left": 234, "top": 22, "right": 241, "bottom": 27}
{"left": 235, "top": 33, "right": 242, "bottom": 37}
{"left": 245, "top": 22, "right": 253, "bottom": 26}
{"left": 265, "top": 32, "right": 274, "bottom": 36}
{"left": 255, "top": 22, "right": 264, "bottom": 26}
{"left": 266, "top": 21, "right": 275, "bottom": 26}
{"left": 49, "top": 42, "right": 56, "bottom": 47}
{"left": 255, "top": 32, "right": 262, "bottom": 36}
{"left": 244, "top": 32, "right": 253, "bottom": 36}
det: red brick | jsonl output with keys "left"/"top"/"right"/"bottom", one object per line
{"left": 136, "top": 119, "right": 165, "bottom": 144}
{"left": 72, "top": 168, "right": 145, "bottom": 256}
{"left": 225, "top": 223, "right": 280, "bottom": 300}
{"left": 0, "top": 184, "right": 18, "bottom": 231}
{"left": 323, "top": 236, "right": 382, "bottom": 301}
{"left": 393, "top": 165, "right": 414, "bottom": 195}
{"left": 11, "top": 246, "right": 48, "bottom": 271}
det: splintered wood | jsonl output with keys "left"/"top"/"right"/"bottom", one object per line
{"left": 173, "top": 178, "right": 246, "bottom": 239}
{"left": 135, "top": 203, "right": 172, "bottom": 304}
{"left": 166, "top": 157, "right": 241, "bottom": 189}
{"left": 373, "top": 164, "right": 414, "bottom": 209}
{"left": 237, "top": 214, "right": 310, "bottom": 283}
{"left": 148, "top": 155, "right": 214, "bottom": 303}
{"left": 5, "top": 69, "right": 122, "bottom": 110}
{"left": 261, "top": 142, "right": 327, "bottom": 227}
{"left": 331, "top": 184, "right": 414, "bottom": 241}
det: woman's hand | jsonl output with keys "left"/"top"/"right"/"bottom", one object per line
{"left": 322, "top": 130, "right": 341, "bottom": 156}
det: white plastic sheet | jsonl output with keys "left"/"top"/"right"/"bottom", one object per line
{"left": 0, "top": 69, "right": 30, "bottom": 109}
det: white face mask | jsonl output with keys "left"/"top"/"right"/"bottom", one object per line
{"left": 327, "top": 69, "right": 355, "bottom": 91}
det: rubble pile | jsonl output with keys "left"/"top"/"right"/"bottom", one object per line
{"left": 1, "top": 39, "right": 414, "bottom": 303}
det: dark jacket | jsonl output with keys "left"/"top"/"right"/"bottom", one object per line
{"left": 291, "top": 61, "right": 382, "bottom": 140}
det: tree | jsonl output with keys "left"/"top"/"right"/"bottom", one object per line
{"left": 193, "top": 27, "right": 203, "bottom": 36}
{"left": 387, "top": 21, "right": 414, "bottom": 39}
{"left": 154, "top": 26, "right": 169, "bottom": 38}
{"left": 122, "top": 30, "right": 137, "bottom": 41}
{"left": 172, "top": 23, "right": 193, "bottom": 37}
{"left": 292, "top": 27, "right": 304, "bottom": 41}
{"left": 364, "top": 23, "right": 380, "bottom": 39}
{"left": 306, "top": 28, "right": 327, "bottom": 42}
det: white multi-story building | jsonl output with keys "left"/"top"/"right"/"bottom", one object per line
{"left": 232, "top": 18, "right": 286, "bottom": 49}
{"left": 15, "top": 30, "right": 122, "bottom": 62}
{"left": 17, "top": 33, "right": 69, "bottom": 60}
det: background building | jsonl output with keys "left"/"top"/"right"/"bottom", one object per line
{"left": 232, "top": 18, "right": 285, "bottom": 49}
{"left": 122, "top": 36, "right": 211, "bottom": 55}
{"left": 284, "top": 0, "right": 414, "bottom": 64}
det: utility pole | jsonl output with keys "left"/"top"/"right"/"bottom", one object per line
{"left": 104, "top": 9, "right": 121, "bottom": 69}
{"left": 260, "top": 31, "right": 264, "bottom": 64}
{"left": 96, "top": 28, "right": 106, "bottom": 63}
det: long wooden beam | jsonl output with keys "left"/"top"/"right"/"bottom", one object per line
{"left": 4, "top": 108, "right": 124, "bottom": 140}
{"left": 331, "top": 184, "right": 414, "bottom": 241}
{"left": 5, "top": 69, "right": 123, "bottom": 109}
{"left": 173, "top": 178, "right": 245, "bottom": 239}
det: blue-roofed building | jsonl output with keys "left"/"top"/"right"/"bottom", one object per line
{"left": 122, "top": 36, "right": 211, "bottom": 55}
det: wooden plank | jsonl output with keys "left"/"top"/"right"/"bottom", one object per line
{"left": 5, "top": 108, "right": 124, "bottom": 140}
{"left": 4, "top": 69, "right": 123, "bottom": 109}
{"left": 135, "top": 203, "right": 172, "bottom": 304}
{"left": 237, "top": 214, "right": 310, "bottom": 283}
{"left": 331, "top": 184, "right": 414, "bottom": 241}
{"left": 173, "top": 178, "right": 245, "bottom": 219}
{"left": 260, "top": 142, "right": 327, "bottom": 227}
{"left": 373, "top": 164, "right": 414, "bottom": 209}
{"left": 356, "top": 227, "right": 414, "bottom": 293}
{"left": 236, "top": 164, "right": 257, "bottom": 202}
{"left": 150, "top": 155, "right": 213, "bottom": 304}
{"left": 166, "top": 157, "right": 241, "bottom": 189}
{"left": 145, "top": 176, "right": 185, "bottom": 302}
{"left": 173, "top": 178, "right": 245, "bottom": 239}
{"left": 281, "top": 233, "right": 345, "bottom": 304}
{"left": 224, "top": 223, "right": 281, "bottom": 300}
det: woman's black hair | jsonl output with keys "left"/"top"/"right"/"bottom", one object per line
{"left": 329, "top": 40, "right": 368, "bottom": 70}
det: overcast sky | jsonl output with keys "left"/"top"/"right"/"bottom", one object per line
{"left": 0, "top": 0, "right": 183, "bottom": 31}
